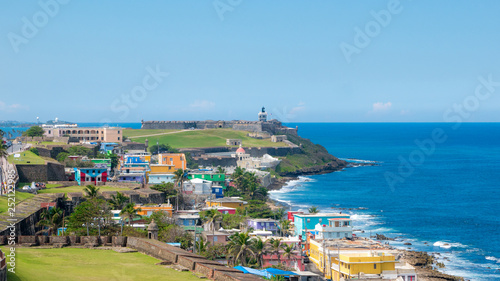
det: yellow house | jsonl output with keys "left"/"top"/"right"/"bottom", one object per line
{"left": 158, "top": 153, "right": 186, "bottom": 170}
{"left": 308, "top": 239, "right": 397, "bottom": 281}
{"left": 206, "top": 197, "right": 247, "bottom": 209}
{"left": 333, "top": 252, "right": 396, "bottom": 281}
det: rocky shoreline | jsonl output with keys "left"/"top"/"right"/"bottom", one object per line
{"left": 266, "top": 161, "right": 466, "bottom": 281}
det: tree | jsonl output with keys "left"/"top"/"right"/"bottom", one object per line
{"left": 23, "top": 126, "right": 44, "bottom": 137}
{"left": 308, "top": 206, "right": 319, "bottom": 214}
{"left": 201, "top": 209, "right": 223, "bottom": 246}
{"left": 84, "top": 185, "right": 100, "bottom": 199}
{"left": 227, "top": 232, "right": 256, "bottom": 266}
{"left": 173, "top": 169, "right": 188, "bottom": 211}
{"left": 29, "top": 147, "right": 39, "bottom": 155}
{"left": 252, "top": 237, "right": 268, "bottom": 268}
{"left": 67, "top": 199, "right": 111, "bottom": 235}
{"left": 279, "top": 219, "right": 291, "bottom": 237}
{"left": 120, "top": 203, "right": 141, "bottom": 226}
{"left": 67, "top": 146, "right": 93, "bottom": 157}
{"left": 217, "top": 166, "right": 226, "bottom": 174}
{"left": 281, "top": 244, "right": 296, "bottom": 267}
{"left": 56, "top": 152, "right": 69, "bottom": 162}
{"left": 149, "top": 143, "right": 175, "bottom": 155}
{"left": 109, "top": 191, "right": 128, "bottom": 209}
{"left": 150, "top": 182, "right": 177, "bottom": 197}
{"left": 36, "top": 207, "right": 64, "bottom": 236}
{"left": 108, "top": 153, "right": 119, "bottom": 169}
{"left": 269, "top": 238, "right": 283, "bottom": 264}
{"left": 273, "top": 208, "right": 286, "bottom": 221}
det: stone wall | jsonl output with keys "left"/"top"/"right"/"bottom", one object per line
{"left": 192, "top": 157, "right": 237, "bottom": 168}
{"left": 16, "top": 162, "right": 66, "bottom": 182}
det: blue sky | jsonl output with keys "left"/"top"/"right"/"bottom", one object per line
{"left": 1, "top": 0, "right": 500, "bottom": 123}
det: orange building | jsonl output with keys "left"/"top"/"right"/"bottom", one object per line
{"left": 135, "top": 203, "right": 173, "bottom": 217}
{"left": 157, "top": 153, "right": 187, "bottom": 171}
{"left": 206, "top": 197, "right": 247, "bottom": 209}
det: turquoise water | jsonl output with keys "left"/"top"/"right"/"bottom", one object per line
{"left": 271, "top": 123, "right": 500, "bottom": 280}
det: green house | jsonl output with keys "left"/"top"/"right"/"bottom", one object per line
{"left": 188, "top": 173, "right": 226, "bottom": 189}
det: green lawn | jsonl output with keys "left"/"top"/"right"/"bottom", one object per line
{"left": 28, "top": 141, "right": 68, "bottom": 146}
{"left": 124, "top": 129, "right": 179, "bottom": 137}
{"left": 0, "top": 192, "right": 34, "bottom": 213}
{"left": 37, "top": 185, "right": 131, "bottom": 195}
{"left": 126, "top": 128, "right": 288, "bottom": 148}
{"left": 7, "top": 151, "right": 45, "bottom": 165}
{"left": 0, "top": 247, "right": 202, "bottom": 281}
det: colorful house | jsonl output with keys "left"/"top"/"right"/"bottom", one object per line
{"left": 287, "top": 211, "right": 303, "bottom": 222}
{"left": 158, "top": 153, "right": 187, "bottom": 170}
{"left": 261, "top": 237, "right": 305, "bottom": 271}
{"left": 293, "top": 213, "right": 350, "bottom": 240}
{"left": 206, "top": 197, "right": 247, "bottom": 209}
{"left": 148, "top": 173, "right": 175, "bottom": 184}
{"left": 74, "top": 168, "right": 108, "bottom": 186}
{"left": 332, "top": 252, "right": 396, "bottom": 281}
{"left": 188, "top": 172, "right": 226, "bottom": 188}
{"left": 134, "top": 203, "right": 173, "bottom": 217}
{"left": 314, "top": 217, "right": 352, "bottom": 240}
{"left": 175, "top": 214, "right": 200, "bottom": 227}
{"left": 247, "top": 218, "right": 278, "bottom": 234}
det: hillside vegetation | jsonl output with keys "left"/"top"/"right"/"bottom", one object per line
{"left": 274, "top": 134, "right": 347, "bottom": 176}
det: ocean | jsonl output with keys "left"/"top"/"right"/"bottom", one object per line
{"left": 270, "top": 123, "right": 500, "bottom": 280}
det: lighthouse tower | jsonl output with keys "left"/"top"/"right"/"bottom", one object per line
{"left": 258, "top": 107, "right": 268, "bottom": 122}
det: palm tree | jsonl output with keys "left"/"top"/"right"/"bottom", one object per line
{"left": 281, "top": 244, "right": 296, "bottom": 268}
{"left": 173, "top": 169, "right": 188, "bottom": 211}
{"left": 252, "top": 237, "right": 268, "bottom": 268}
{"left": 36, "top": 207, "right": 64, "bottom": 236}
{"left": 120, "top": 203, "right": 141, "bottom": 226}
{"left": 232, "top": 166, "right": 244, "bottom": 179}
{"left": 308, "top": 206, "right": 319, "bottom": 214}
{"left": 195, "top": 236, "right": 209, "bottom": 254}
{"left": 109, "top": 191, "right": 128, "bottom": 209}
{"left": 84, "top": 185, "right": 100, "bottom": 199}
{"left": 279, "top": 219, "right": 291, "bottom": 237}
{"left": 201, "top": 209, "right": 223, "bottom": 246}
{"left": 269, "top": 238, "right": 283, "bottom": 264}
{"left": 227, "top": 232, "right": 255, "bottom": 266}
{"left": 217, "top": 166, "right": 226, "bottom": 174}
{"left": 274, "top": 208, "right": 286, "bottom": 220}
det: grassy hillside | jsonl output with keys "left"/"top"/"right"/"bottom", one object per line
{"left": 0, "top": 192, "right": 34, "bottom": 213}
{"left": 124, "top": 128, "right": 287, "bottom": 148}
{"left": 7, "top": 150, "right": 45, "bottom": 165}
{"left": 0, "top": 247, "right": 201, "bottom": 281}
{"left": 274, "top": 133, "right": 346, "bottom": 175}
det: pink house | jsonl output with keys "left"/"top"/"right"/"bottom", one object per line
{"left": 287, "top": 211, "right": 303, "bottom": 222}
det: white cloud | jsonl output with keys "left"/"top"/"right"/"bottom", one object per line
{"left": 189, "top": 100, "right": 215, "bottom": 110}
{"left": 370, "top": 102, "right": 392, "bottom": 113}
{"left": 0, "top": 100, "right": 29, "bottom": 112}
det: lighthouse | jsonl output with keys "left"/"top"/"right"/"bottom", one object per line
{"left": 258, "top": 107, "right": 268, "bottom": 122}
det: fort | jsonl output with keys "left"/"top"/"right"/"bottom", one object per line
{"left": 141, "top": 107, "right": 299, "bottom": 136}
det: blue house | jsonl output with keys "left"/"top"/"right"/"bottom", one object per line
{"left": 148, "top": 174, "right": 175, "bottom": 184}
{"left": 293, "top": 213, "right": 350, "bottom": 240}
{"left": 175, "top": 214, "right": 200, "bottom": 227}
{"left": 247, "top": 218, "right": 278, "bottom": 234}
{"left": 74, "top": 168, "right": 108, "bottom": 186}
{"left": 211, "top": 186, "right": 224, "bottom": 198}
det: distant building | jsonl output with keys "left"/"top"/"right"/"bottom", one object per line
{"left": 271, "top": 135, "right": 287, "bottom": 142}
{"left": 202, "top": 231, "right": 231, "bottom": 245}
{"left": 175, "top": 214, "right": 200, "bottom": 227}
{"left": 202, "top": 206, "right": 236, "bottom": 215}
{"left": 183, "top": 178, "right": 212, "bottom": 195}
{"left": 258, "top": 106, "right": 268, "bottom": 122}
{"left": 74, "top": 168, "right": 108, "bottom": 186}
{"left": 43, "top": 126, "right": 122, "bottom": 143}
{"left": 206, "top": 197, "right": 247, "bottom": 209}
{"left": 226, "top": 139, "right": 242, "bottom": 146}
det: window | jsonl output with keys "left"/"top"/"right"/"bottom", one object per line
{"left": 307, "top": 219, "right": 310, "bottom": 223}
{"left": 101, "top": 137, "right": 104, "bottom": 140}
{"left": 374, "top": 264, "right": 377, "bottom": 269}
{"left": 170, "top": 158, "right": 173, "bottom": 162}
{"left": 319, "top": 218, "right": 322, "bottom": 223}
{"left": 118, "top": 131, "right": 120, "bottom": 134}
{"left": 118, "top": 137, "right": 120, "bottom": 140}
{"left": 214, "top": 236, "right": 218, "bottom": 242}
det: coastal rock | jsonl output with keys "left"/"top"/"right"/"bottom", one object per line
{"left": 375, "top": 234, "right": 395, "bottom": 241}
